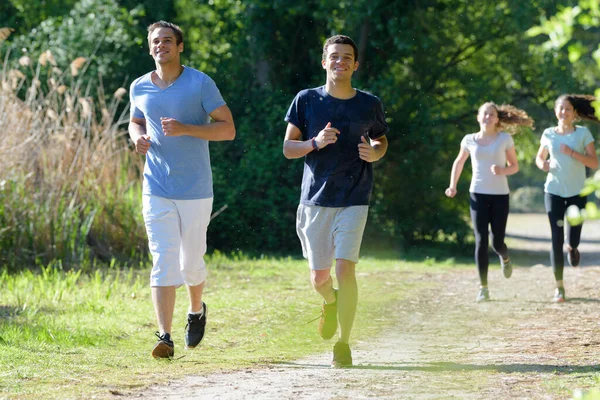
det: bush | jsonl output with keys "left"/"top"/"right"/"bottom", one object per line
{"left": 4, "top": 0, "right": 147, "bottom": 98}
{"left": 510, "top": 186, "right": 545, "bottom": 213}
{"left": 209, "top": 90, "right": 302, "bottom": 253}
{"left": 0, "top": 29, "right": 146, "bottom": 270}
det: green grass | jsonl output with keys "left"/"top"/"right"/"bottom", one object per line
{"left": 0, "top": 253, "right": 453, "bottom": 399}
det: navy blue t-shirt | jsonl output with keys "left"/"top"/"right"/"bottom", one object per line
{"left": 285, "top": 86, "right": 389, "bottom": 207}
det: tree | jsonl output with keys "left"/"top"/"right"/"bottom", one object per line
{"left": 4, "top": 0, "right": 597, "bottom": 262}
{"left": 0, "top": 0, "right": 78, "bottom": 35}
{"left": 173, "top": 0, "right": 584, "bottom": 252}
{"left": 4, "top": 0, "right": 148, "bottom": 98}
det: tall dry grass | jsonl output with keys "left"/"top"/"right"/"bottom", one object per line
{"left": 0, "top": 28, "right": 147, "bottom": 270}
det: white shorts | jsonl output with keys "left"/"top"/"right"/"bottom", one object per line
{"left": 296, "top": 204, "right": 369, "bottom": 270}
{"left": 142, "top": 195, "right": 213, "bottom": 287}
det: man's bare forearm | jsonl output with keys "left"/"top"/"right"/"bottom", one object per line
{"left": 164, "top": 120, "right": 235, "bottom": 141}
{"left": 129, "top": 120, "right": 146, "bottom": 142}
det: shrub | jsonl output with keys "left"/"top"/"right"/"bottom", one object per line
{"left": 0, "top": 29, "right": 146, "bottom": 270}
{"left": 510, "top": 186, "right": 545, "bottom": 213}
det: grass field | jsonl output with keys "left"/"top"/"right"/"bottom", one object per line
{"left": 0, "top": 253, "right": 452, "bottom": 399}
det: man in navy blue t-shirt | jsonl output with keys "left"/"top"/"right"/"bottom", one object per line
{"left": 283, "top": 34, "right": 389, "bottom": 368}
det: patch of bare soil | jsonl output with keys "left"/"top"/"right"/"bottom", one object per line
{"left": 128, "top": 214, "right": 600, "bottom": 399}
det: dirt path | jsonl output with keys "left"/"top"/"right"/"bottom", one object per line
{"left": 131, "top": 214, "right": 600, "bottom": 399}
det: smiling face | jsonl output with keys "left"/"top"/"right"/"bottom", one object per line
{"left": 555, "top": 98, "right": 577, "bottom": 125}
{"left": 477, "top": 103, "right": 499, "bottom": 129}
{"left": 321, "top": 43, "right": 358, "bottom": 81}
{"left": 148, "top": 27, "right": 183, "bottom": 65}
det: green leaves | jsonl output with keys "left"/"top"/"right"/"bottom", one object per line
{"left": 568, "top": 41, "right": 586, "bottom": 62}
{"left": 5, "top": 0, "right": 600, "bottom": 258}
{"left": 566, "top": 201, "right": 600, "bottom": 226}
{"left": 526, "top": 6, "right": 580, "bottom": 50}
{"left": 6, "top": 0, "right": 146, "bottom": 95}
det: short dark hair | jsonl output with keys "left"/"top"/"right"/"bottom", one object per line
{"left": 147, "top": 21, "right": 184, "bottom": 45}
{"left": 322, "top": 35, "right": 358, "bottom": 61}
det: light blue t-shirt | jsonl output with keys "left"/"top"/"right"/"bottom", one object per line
{"left": 460, "top": 132, "right": 514, "bottom": 195}
{"left": 129, "top": 66, "right": 226, "bottom": 199}
{"left": 541, "top": 125, "right": 595, "bottom": 198}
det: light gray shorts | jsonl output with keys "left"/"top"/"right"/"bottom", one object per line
{"left": 296, "top": 204, "right": 369, "bottom": 270}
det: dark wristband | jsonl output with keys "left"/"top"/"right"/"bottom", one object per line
{"left": 311, "top": 138, "right": 319, "bottom": 151}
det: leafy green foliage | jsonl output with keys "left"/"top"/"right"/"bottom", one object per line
{"left": 209, "top": 90, "right": 303, "bottom": 252}
{"left": 174, "top": 0, "right": 573, "bottom": 250}
{"left": 174, "top": 0, "right": 349, "bottom": 252}
{"left": 334, "top": 0, "right": 575, "bottom": 244}
{"left": 5, "top": 0, "right": 147, "bottom": 96}
{"left": 511, "top": 186, "right": 546, "bottom": 213}
{"left": 3, "top": 0, "right": 600, "bottom": 262}
{"left": 0, "top": 0, "right": 78, "bottom": 35}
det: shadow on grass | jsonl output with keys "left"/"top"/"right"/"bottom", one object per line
{"left": 520, "top": 297, "right": 600, "bottom": 304}
{"left": 0, "top": 305, "right": 20, "bottom": 318}
{"left": 276, "top": 360, "right": 600, "bottom": 373}
{"left": 362, "top": 242, "right": 474, "bottom": 264}
{"left": 506, "top": 233, "right": 600, "bottom": 245}
{"left": 566, "top": 297, "right": 600, "bottom": 303}
{"left": 509, "top": 247, "right": 600, "bottom": 269}
{"left": 508, "top": 248, "right": 550, "bottom": 267}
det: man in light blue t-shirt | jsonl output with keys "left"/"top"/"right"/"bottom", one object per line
{"left": 129, "top": 20, "right": 235, "bottom": 359}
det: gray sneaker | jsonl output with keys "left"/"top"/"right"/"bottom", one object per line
{"left": 500, "top": 255, "right": 512, "bottom": 278}
{"left": 476, "top": 287, "right": 490, "bottom": 303}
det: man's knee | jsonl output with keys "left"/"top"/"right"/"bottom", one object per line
{"left": 311, "top": 271, "right": 332, "bottom": 289}
{"left": 335, "top": 259, "right": 356, "bottom": 283}
{"left": 182, "top": 267, "right": 207, "bottom": 287}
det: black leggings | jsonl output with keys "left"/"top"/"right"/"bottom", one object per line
{"left": 469, "top": 193, "right": 510, "bottom": 286}
{"left": 544, "top": 192, "right": 586, "bottom": 281}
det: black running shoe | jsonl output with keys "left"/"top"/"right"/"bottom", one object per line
{"left": 331, "top": 341, "right": 352, "bottom": 368}
{"left": 152, "top": 332, "right": 174, "bottom": 359}
{"left": 568, "top": 248, "right": 580, "bottom": 267}
{"left": 185, "top": 302, "right": 207, "bottom": 349}
{"left": 318, "top": 289, "right": 338, "bottom": 340}
{"left": 500, "top": 255, "right": 512, "bottom": 278}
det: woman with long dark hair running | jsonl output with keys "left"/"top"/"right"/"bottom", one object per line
{"left": 535, "top": 94, "right": 598, "bottom": 303}
{"left": 446, "top": 102, "right": 534, "bottom": 302}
